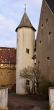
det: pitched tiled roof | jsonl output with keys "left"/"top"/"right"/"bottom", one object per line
{"left": 0, "top": 47, "right": 16, "bottom": 64}
{"left": 45, "top": 0, "right": 54, "bottom": 14}
{"left": 15, "top": 12, "right": 36, "bottom": 32}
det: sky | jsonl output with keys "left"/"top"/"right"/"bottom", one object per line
{"left": 0, "top": 0, "right": 42, "bottom": 48}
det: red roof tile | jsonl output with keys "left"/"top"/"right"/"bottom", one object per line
{"left": 0, "top": 47, "right": 16, "bottom": 64}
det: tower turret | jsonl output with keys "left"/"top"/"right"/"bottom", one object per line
{"left": 16, "top": 10, "right": 36, "bottom": 94}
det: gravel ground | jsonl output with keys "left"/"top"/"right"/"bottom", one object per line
{"left": 8, "top": 93, "right": 49, "bottom": 110}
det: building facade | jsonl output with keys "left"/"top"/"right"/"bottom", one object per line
{"left": 36, "top": 0, "right": 54, "bottom": 81}
{"left": 16, "top": 11, "right": 36, "bottom": 94}
{"left": 0, "top": 47, "right": 16, "bottom": 89}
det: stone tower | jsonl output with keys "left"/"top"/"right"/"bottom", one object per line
{"left": 16, "top": 10, "right": 36, "bottom": 94}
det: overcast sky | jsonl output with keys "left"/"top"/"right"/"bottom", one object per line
{"left": 0, "top": 0, "right": 42, "bottom": 48}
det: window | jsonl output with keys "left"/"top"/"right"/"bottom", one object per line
{"left": 40, "top": 40, "right": 41, "bottom": 43}
{"left": 47, "top": 57, "right": 51, "bottom": 66}
{"left": 26, "top": 48, "right": 29, "bottom": 54}
{"left": 26, "top": 80, "right": 30, "bottom": 85}
{"left": 34, "top": 48, "right": 36, "bottom": 52}
{"left": 41, "top": 24, "right": 43, "bottom": 29}
{"left": 49, "top": 32, "right": 51, "bottom": 35}
{"left": 47, "top": 56, "right": 50, "bottom": 60}
{"left": 48, "top": 32, "right": 52, "bottom": 42}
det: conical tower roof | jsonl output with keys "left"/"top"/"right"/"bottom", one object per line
{"left": 15, "top": 12, "right": 36, "bottom": 32}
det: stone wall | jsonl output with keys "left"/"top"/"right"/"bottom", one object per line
{"left": 0, "top": 64, "right": 16, "bottom": 89}
{"left": 36, "top": 0, "right": 54, "bottom": 81}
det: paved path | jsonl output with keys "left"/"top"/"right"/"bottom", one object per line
{"left": 8, "top": 93, "right": 49, "bottom": 110}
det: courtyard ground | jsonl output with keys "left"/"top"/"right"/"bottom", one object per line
{"left": 8, "top": 93, "right": 49, "bottom": 110}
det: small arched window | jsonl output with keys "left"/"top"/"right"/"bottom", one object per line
{"left": 26, "top": 48, "right": 29, "bottom": 54}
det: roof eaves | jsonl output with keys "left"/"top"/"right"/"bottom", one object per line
{"left": 15, "top": 26, "right": 36, "bottom": 32}
{"left": 15, "top": 12, "right": 36, "bottom": 32}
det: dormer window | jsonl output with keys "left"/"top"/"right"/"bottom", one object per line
{"left": 26, "top": 48, "right": 29, "bottom": 54}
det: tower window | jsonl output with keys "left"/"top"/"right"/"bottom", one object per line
{"left": 26, "top": 80, "right": 30, "bottom": 85}
{"left": 26, "top": 48, "right": 29, "bottom": 54}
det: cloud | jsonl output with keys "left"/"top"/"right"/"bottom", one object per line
{"left": 0, "top": 0, "right": 43, "bottom": 47}
{"left": 0, "top": 14, "right": 17, "bottom": 47}
{"left": 0, "top": 14, "right": 17, "bottom": 31}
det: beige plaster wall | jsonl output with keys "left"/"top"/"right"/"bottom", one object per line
{"left": 16, "top": 27, "right": 35, "bottom": 94}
